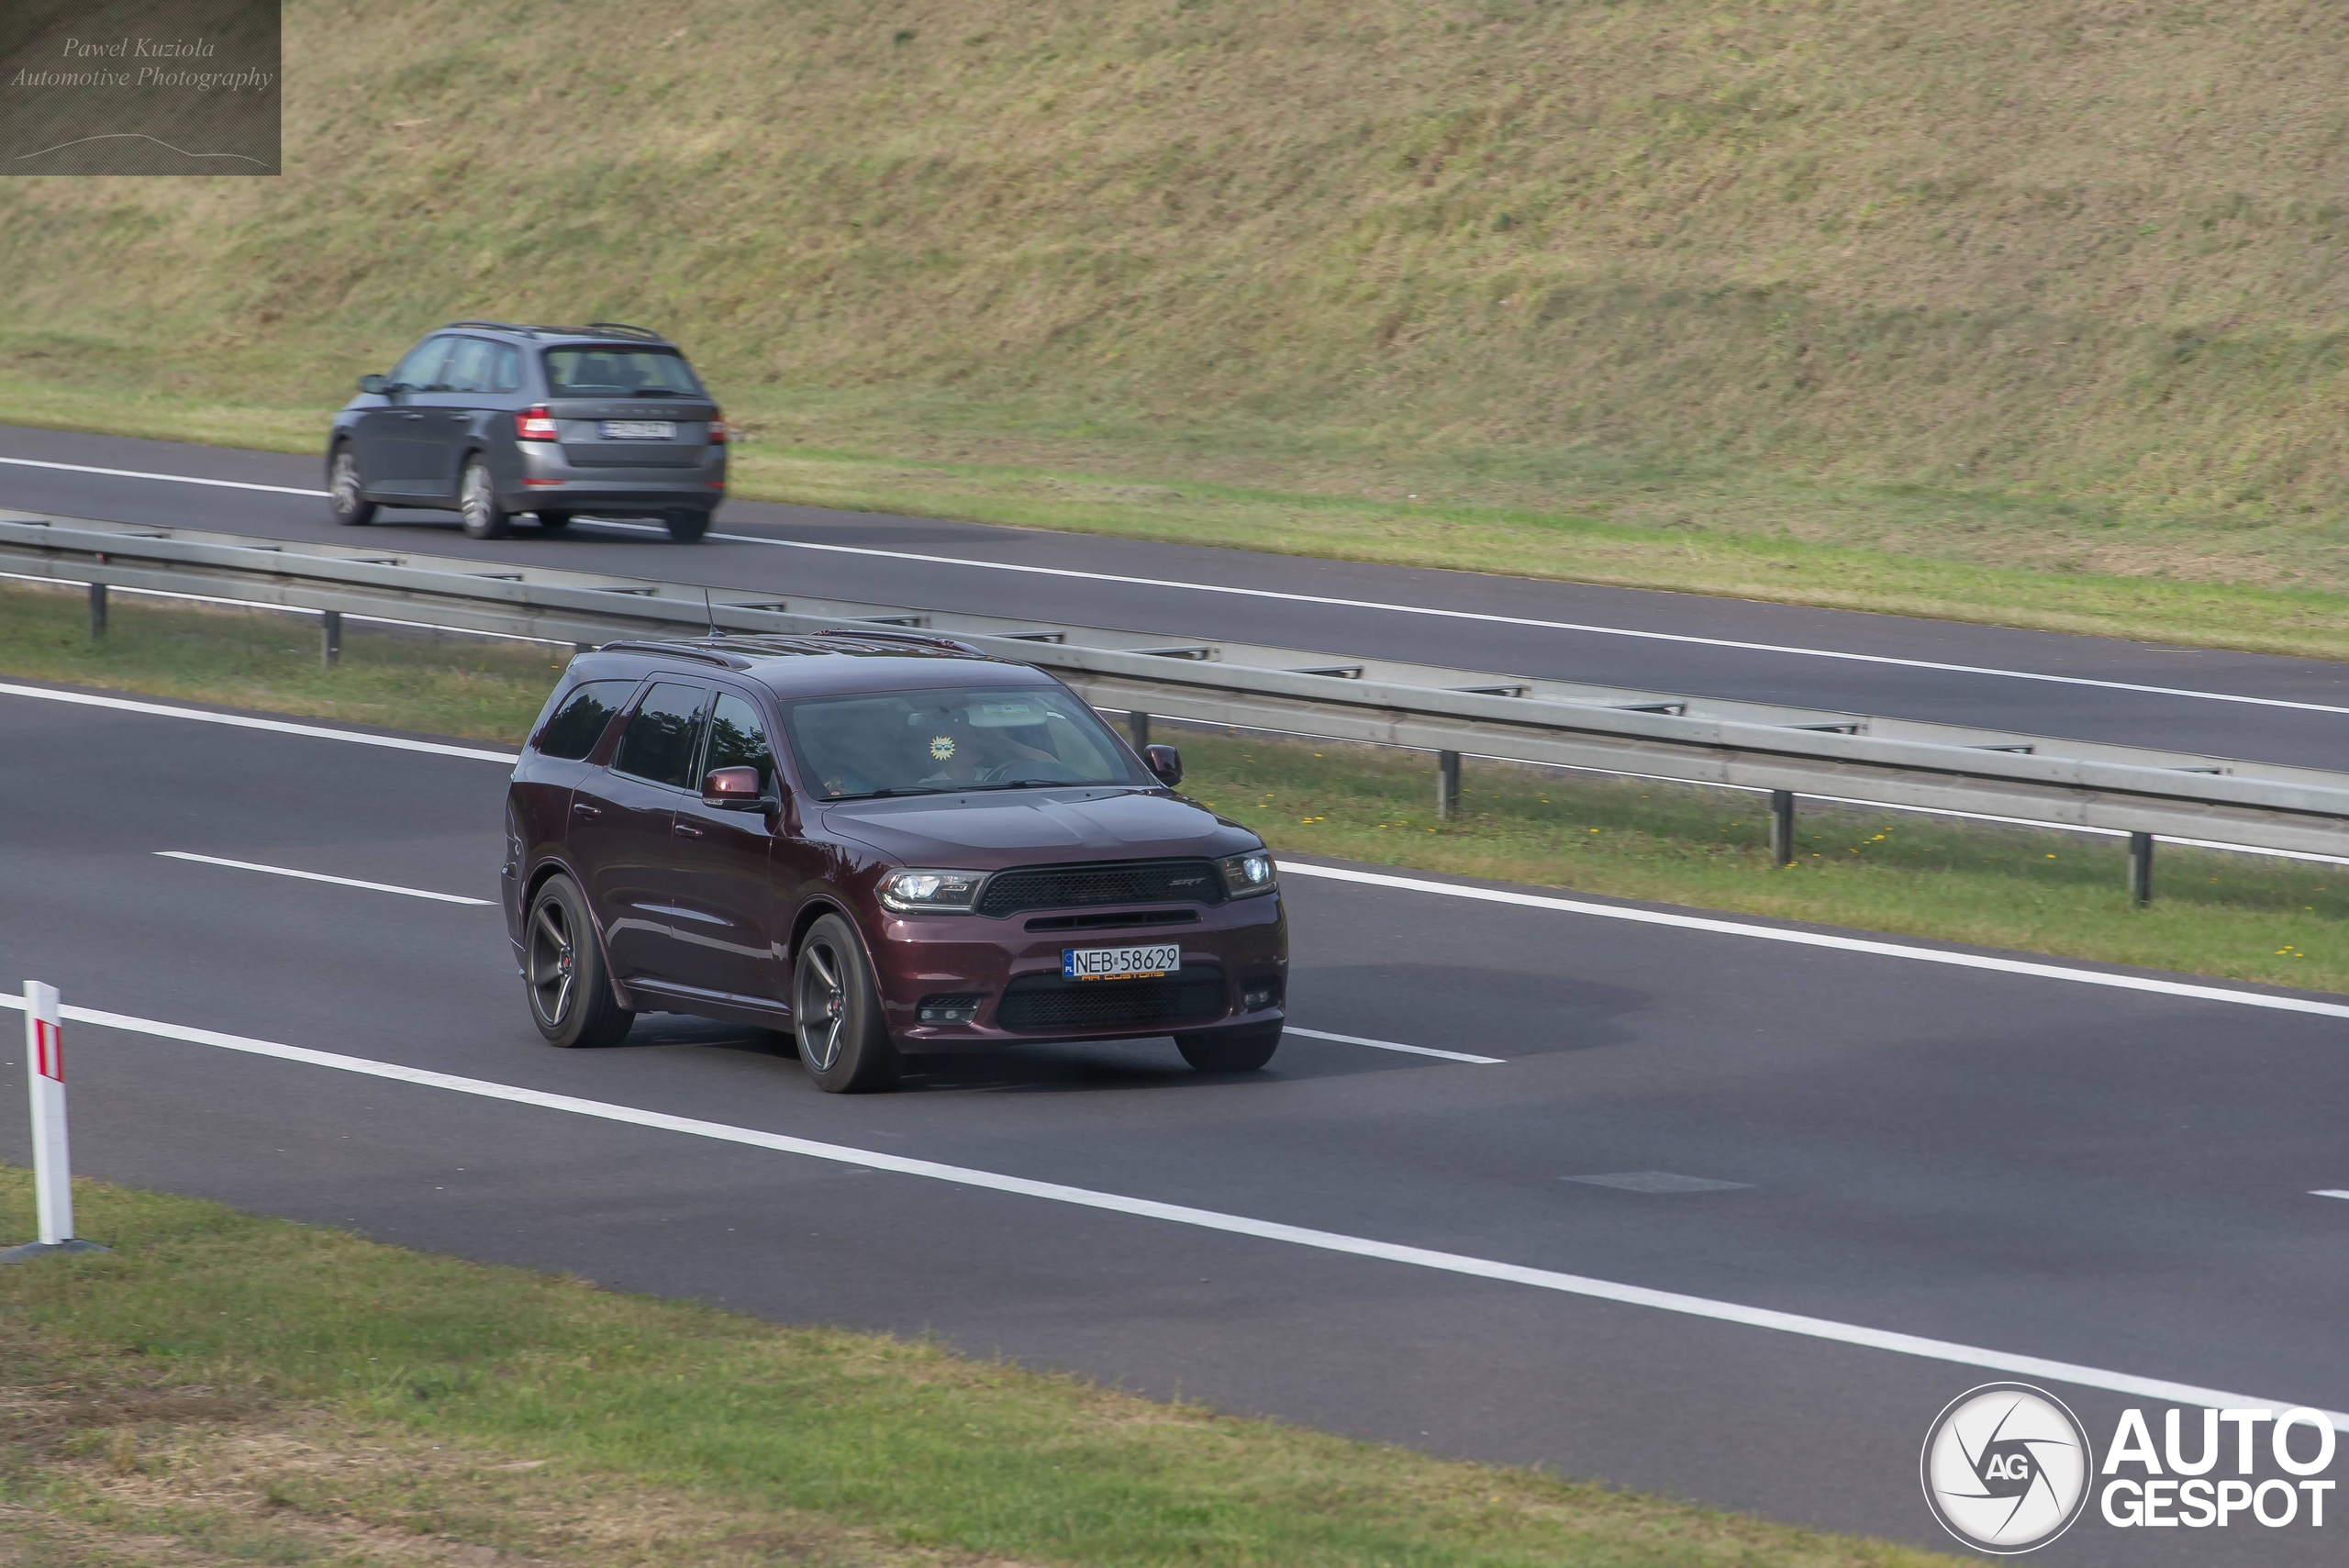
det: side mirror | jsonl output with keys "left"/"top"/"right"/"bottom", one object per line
{"left": 701, "top": 766, "right": 767, "bottom": 809}
{"left": 1143, "top": 744, "right": 1184, "bottom": 787}
{"left": 358, "top": 373, "right": 387, "bottom": 395}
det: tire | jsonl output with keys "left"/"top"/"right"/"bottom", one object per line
{"left": 1174, "top": 1021, "right": 1281, "bottom": 1073}
{"left": 460, "top": 456, "right": 513, "bottom": 539}
{"left": 665, "top": 507, "right": 711, "bottom": 543}
{"left": 328, "top": 444, "right": 376, "bottom": 527}
{"left": 535, "top": 509, "right": 573, "bottom": 533}
{"left": 525, "top": 875, "right": 634, "bottom": 1048}
{"left": 792, "top": 913, "right": 896, "bottom": 1093}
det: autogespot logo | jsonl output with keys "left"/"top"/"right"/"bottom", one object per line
{"left": 1920, "top": 1384, "right": 2093, "bottom": 1553}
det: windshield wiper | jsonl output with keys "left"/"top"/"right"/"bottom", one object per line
{"left": 829, "top": 785, "right": 957, "bottom": 801}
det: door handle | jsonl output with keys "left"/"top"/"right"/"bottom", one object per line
{"left": 572, "top": 802, "right": 602, "bottom": 818}
{"left": 673, "top": 821, "right": 705, "bottom": 839}
{"left": 401, "top": 412, "right": 425, "bottom": 421}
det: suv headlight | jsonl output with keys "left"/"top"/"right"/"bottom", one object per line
{"left": 1215, "top": 850, "right": 1277, "bottom": 898}
{"left": 877, "top": 868, "right": 985, "bottom": 914}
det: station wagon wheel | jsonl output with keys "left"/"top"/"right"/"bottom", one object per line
{"left": 793, "top": 914, "right": 896, "bottom": 1093}
{"left": 524, "top": 875, "right": 633, "bottom": 1049}
{"left": 460, "top": 456, "right": 512, "bottom": 539}
{"left": 328, "top": 444, "right": 376, "bottom": 527}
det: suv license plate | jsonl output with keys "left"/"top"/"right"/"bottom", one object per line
{"left": 599, "top": 419, "right": 675, "bottom": 440}
{"left": 1063, "top": 943, "right": 1180, "bottom": 981}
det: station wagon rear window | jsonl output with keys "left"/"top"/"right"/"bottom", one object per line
{"left": 541, "top": 347, "right": 704, "bottom": 398}
{"left": 784, "top": 686, "right": 1144, "bottom": 800}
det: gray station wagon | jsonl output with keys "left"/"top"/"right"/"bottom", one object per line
{"left": 327, "top": 321, "right": 727, "bottom": 542}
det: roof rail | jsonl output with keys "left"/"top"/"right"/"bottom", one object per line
{"left": 581, "top": 321, "right": 667, "bottom": 341}
{"left": 590, "top": 639, "right": 754, "bottom": 669}
{"left": 814, "top": 628, "right": 988, "bottom": 657}
{"left": 444, "top": 319, "right": 534, "bottom": 335}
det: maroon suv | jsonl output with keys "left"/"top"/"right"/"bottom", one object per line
{"left": 501, "top": 633, "right": 1287, "bottom": 1091}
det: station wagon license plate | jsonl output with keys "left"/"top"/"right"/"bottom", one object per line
{"left": 599, "top": 419, "right": 675, "bottom": 440}
{"left": 1063, "top": 943, "right": 1181, "bottom": 981}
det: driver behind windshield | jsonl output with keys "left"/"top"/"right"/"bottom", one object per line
{"left": 786, "top": 686, "right": 1136, "bottom": 799}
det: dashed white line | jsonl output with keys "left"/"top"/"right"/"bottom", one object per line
{"left": 2, "top": 991, "right": 2338, "bottom": 1429}
{"left": 1286, "top": 1026, "right": 1503, "bottom": 1064}
{"left": 154, "top": 851, "right": 492, "bottom": 906}
{"left": 2313, "top": 1190, "right": 2349, "bottom": 1202}
{"left": 8, "top": 452, "right": 2343, "bottom": 714}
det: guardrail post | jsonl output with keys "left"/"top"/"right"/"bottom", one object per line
{"left": 2128, "top": 831, "right": 2154, "bottom": 908}
{"left": 1769, "top": 791, "right": 1797, "bottom": 867}
{"left": 1436, "top": 751, "right": 1462, "bottom": 822}
{"left": 320, "top": 610, "right": 342, "bottom": 671}
{"left": 87, "top": 583, "right": 106, "bottom": 641}
{"left": 1128, "top": 710, "right": 1151, "bottom": 751}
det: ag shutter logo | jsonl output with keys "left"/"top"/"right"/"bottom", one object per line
{"left": 1920, "top": 1384, "right": 2092, "bottom": 1553}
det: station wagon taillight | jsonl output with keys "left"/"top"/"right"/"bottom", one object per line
{"left": 707, "top": 407, "right": 728, "bottom": 444}
{"left": 514, "top": 406, "right": 560, "bottom": 442}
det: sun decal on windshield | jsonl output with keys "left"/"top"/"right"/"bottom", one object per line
{"left": 930, "top": 735, "right": 957, "bottom": 761}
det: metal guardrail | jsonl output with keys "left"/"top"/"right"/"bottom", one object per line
{"left": 6, "top": 512, "right": 2349, "bottom": 895}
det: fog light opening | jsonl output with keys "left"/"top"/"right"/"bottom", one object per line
{"left": 917, "top": 994, "right": 983, "bottom": 1024}
{"left": 1241, "top": 980, "right": 1282, "bottom": 1012}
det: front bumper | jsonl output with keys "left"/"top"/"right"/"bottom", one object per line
{"left": 865, "top": 894, "right": 1288, "bottom": 1052}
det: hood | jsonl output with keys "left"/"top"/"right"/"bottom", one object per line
{"left": 819, "top": 787, "right": 1252, "bottom": 866}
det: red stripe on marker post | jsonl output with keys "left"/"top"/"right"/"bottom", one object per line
{"left": 32, "top": 1018, "right": 60, "bottom": 1081}
{"left": 21, "top": 983, "right": 73, "bottom": 1246}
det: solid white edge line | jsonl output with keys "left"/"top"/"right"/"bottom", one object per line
{"left": 696, "top": 531, "right": 2349, "bottom": 717}
{"left": 1286, "top": 1025, "right": 1504, "bottom": 1064}
{"left": 0, "top": 683, "right": 519, "bottom": 763}
{"left": 0, "top": 990, "right": 2336, "bottom": 1430}
{"left": 153, "top": 851, "right": 492, "bottom": 906}
{"left": 1275, "top": 861, "right": 2349, "bottom": 1021}
{"left": 0, "top": 454, "right": 326, "bottom": 497}
{"left": 2312, "top": 1190, "right": 2349, "bottom": 1201}
{"left": 9, "top": 450, "right": 2333, "bottom": 714}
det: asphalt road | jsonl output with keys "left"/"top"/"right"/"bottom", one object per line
{"left": 5, "top": 424, "right": 2348, "bottom": 770}
{"left": 3, "top": 679, "right": 2343, "bottom": 1563}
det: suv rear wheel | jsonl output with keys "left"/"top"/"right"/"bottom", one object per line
{"left": 460, "top": 456, "right": 512, "bottom": 539}
{"left": 666, "top": 507, "right": 711, "bottom": 543}
{"left": 526, "top": 875, "right": 634, "bottom": 1048}
{"left": 793, "top": 914, "right": 896, "bottom": 1092}
{"left": 328, "top": 444, "right": 376, "bottom": 527}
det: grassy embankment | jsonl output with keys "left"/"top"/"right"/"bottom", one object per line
{"left": 0, "top": 1171, "right": 1961, "bottom": 1568}
{"left": 7, "top": 3, "right": 2349, "bottom": 656}
{"left": 6, "top": 579, "right": 2340, "bottom": 993}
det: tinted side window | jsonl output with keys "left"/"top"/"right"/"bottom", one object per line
{"left": 704, "top": 693, "right": 775, "bottom": 790}
{"left": 439, "top": 337, "right": 499, "bottom": 394}
{"left": 534, "top": 680, "right": 632, "bottom": 761}
{"left": 613, "top": 682, "right": 710, "bottom": 788}
{"left": 491, "top": 343, "right": 523, "bottom": 394}
{"left": 389, "top": 335, "right": 453, "bottom": 390}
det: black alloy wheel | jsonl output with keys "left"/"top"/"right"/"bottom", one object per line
{"left": 526, "top": 875, "right": 634, "bottom": 1048}
{"left": 460, "top": 456, "right": 513, "bottom": 539}
{"left": 1174, "top": 1021, "right": 1282, "bottom": 1073}
{"left": 328, "top": 444, "right": 376, "bottom": 527}
{"left": 792, "top": 913, "right": 896, "bottom": 1093}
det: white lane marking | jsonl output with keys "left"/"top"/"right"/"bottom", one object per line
{"left": 8, "top": 453, "right": 2342, "bottom": 714}
{"left": 2313, "top": 1190, "right": 2349, "bottom": 1201}
{"left": 154, "top": 851, "right": 492, "bottom": 906}
{"left": 674, "top": 530, "right": 2349, "bottom": 717}
{"left": 0, "top": 455, "right": 325, "bottom": 497}
{"left": 1, "top": 992, "right": 2338, "bottom": 1429}
{"left": 0, "top": 683, "right": 519, "bottom": 763}
{"left": 1286, "top": 1025, "right": 1503, "bottom": 1064}
{"left": 1276, "top": 862, "right": 2349, "bottom": 1022}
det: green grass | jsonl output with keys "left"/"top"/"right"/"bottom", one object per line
{"left": 2, "top": 577, "right": 2340, "bottom": 993}
{"left": 6, "top": 2, "right": 2349, "bottom": 654}
{"left": 0, "top": 1171, "right": 1962, "bottom": 1568}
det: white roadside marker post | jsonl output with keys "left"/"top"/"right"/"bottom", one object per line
{"left": 4, "top": 981, "right": 108, "bottom": 1262}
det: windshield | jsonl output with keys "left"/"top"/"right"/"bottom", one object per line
{"left": 541, "top": 347, "right": 704, "bottom": 397}
{"left": 783, "top": 685, "right": 1146, "bottom": 800}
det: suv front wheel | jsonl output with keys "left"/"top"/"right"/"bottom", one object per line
{"left": 460, "top": 456, "right": 512, "bottom": 539}
{"left": 328, "top": 444, "right": 376, "bottom": 527}
{"left": 793, "top": 914, "right": 896, "bottom": 1093}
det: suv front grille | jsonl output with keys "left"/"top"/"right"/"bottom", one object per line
{"left": 996, "top": 968, "right": 1227, "bottom": 1031}
{"left": 977, "top": 859, "right": 1223, "bottom": 917}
